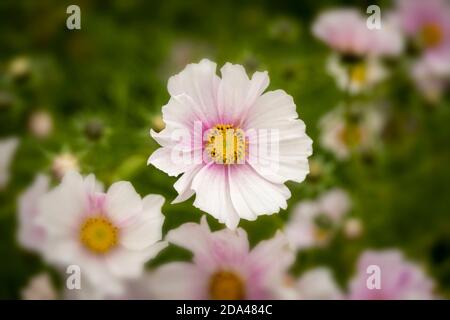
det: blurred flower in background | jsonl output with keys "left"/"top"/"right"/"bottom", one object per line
{"left": 0, "top": 137, "right": 19, "bottom": 190}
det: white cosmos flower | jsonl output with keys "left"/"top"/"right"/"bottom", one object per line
{"left": 0, "top": 137, "right": 19, "bottom": 189}
{"left": 285, "top": 188, "right": 351, "bottom": 250}
{"left": 36, "top": 171, "right": 167, "bottom": 296}
{"left": 326, "top": 55, "right": 387, "bottom": 95}
{"left": 17, "top": 174, "right": 50, "bottom": 253}
{"left": 148, "top": 59, "right": 312, "bottom": 229}
{"left": 319, "top": 104, "right": 385, "bottom": 160}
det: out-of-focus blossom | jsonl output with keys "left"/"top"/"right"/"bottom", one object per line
{"left": 17, "top": 174, "right": 50, "bottom": 253}
{"left": 319, "top": 105, "right": 385, "bottom": 160}
{"left": 348, "top": 250, "right": 435, "bottom": 300}
{"left": 411, "top": 51, "right": 450, "bottom": 103}
{"left": 36, "top": 171, "right": 167, "bottom": 296}
{"left": 276, "top": 268, "right": 342, "bottom": 300}
{"left": 148, "top": 216, "right": 294, "bottom": 299}
{"left": 343, "top": 217, "right": 364, "bottom": 239}
{"left": 327, "top": 55, "right": 387, "bottom": 95}
{"left": 148, "top": 59, "right": 312, "bottom": 229}
{"left": 8, "top": 56, "right": 31, "bottom": 81}
{"left": 21, "top": 273, "right": 57, "bottom": 300}
{"left": 395, "top": 0, "right": 450, "bottom": 57}
{"left": 312, "top": 9, "right": 403, "bottom": 57}
{"left": 0, "top": 137, "right": 19, "bottom": 190}
{"left": 28, "top": 110, "right": 53, "bottom": 139}
{"left": 51, "top": 152, "right": 79, "bottom": 180}
{"left": 285, "top": 189, "right": 351, "bottom": 250}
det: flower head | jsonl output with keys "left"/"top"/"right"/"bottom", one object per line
{"left": 149, "top": 216, "right": 294, "bottom": 299}
{"left": 312, "top": 9, "right": 403, "bottom": 57}
{"left": 36, "top": 171, "right": 167, "bottom": 296}
{"left": 348, "top": 250, "right": 435, "bottom": 300}
{"left": 395, "top": 0, "right": 450, "bottom": 56}
{"left": 148, "top": 59, "right": 312, "bottom": 229}
{"left": 285, "top": 188, "right": 351, "bottom": 250}
{"left": 319, "top": 105, "right": 385, "bottom": 160}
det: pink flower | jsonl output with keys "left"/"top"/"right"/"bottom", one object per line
{"left": 395, "top": 0, "right": 450, "bottom": 56}
{"left": 148, "top": 59, "right": 312, "bottom": 229}
{"left": 148, "top": 216, "right": 294, "bottom": 299}
{"left": 312, "top": 9, "right": 403, "bottom": 57}
{"left": 285, "top": 188, "right": 351, "bottom": 250}
{"left": 348, "top": 250, "right": 435, "bottom": 300}
{"left": 17, "top": 174, "right": 50, "bottom": 253}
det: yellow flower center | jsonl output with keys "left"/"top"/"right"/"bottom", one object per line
{"left": 420, "top": 23, "right": 443, "bottom": 48}
{"left": 80, "top": 216, "right": 118, "bottom": 254}
{"left": 339, "top": 124, "right": 362, "bottom": 147}
{"left": 205, "top": 124, "right": 246, "bottom": 164}
{"left": 209, "top": 270, "right": 245, "bottom": 300}
{"left": 349, "top": 63, "right": 367, "bottom": 84}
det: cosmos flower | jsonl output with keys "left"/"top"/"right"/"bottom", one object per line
{"left": 285, "top": 188, "right": 351, "bottom": 250}
{"left": 17, "top": 174, "right": 50, "bottom": 253}
{"left": 0, "top": 137, "right": 19, "bottom": 189}
{"left": 312, "top": 9, "right": 403, "bottom": 57}
{"left": 319, "top": 104, "right": 385, "bottom": 160}
{"left": 348, "top": 250, "right": 435, "bottom": 300}
{"left": 395, "top": 0, "right": 450, "bottom": 57}
{"left": 148, "top": 216, "right": 294, "bottom": 300}
{"left": 411, "top": 51, "right": 450, "bottom": 103}
{"left": 326, "top": 55, "right": 387, "bottom": 95}
{"left": 36, "top": 171, "right": 167, "bottom": 296}
{"left": 148, "top": 59, "right": 312, "bottom": 229}
{"left": 21, "top": 273, "right": 57, "bottom": 300}
{"left": 277, "top": 268, "right": 343, "bottom": 300}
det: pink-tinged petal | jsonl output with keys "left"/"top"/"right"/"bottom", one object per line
{"left": 105, "top": 181, "right": 142, "bottom": 226}
{"left": 120, "top": 194, "right": 165, "bottom": 250}
{"left": 319, "top": 188, "right": 351, "bottom": 222}
{"left": 17, "top": 174, "right": 50, "bottom": 252}
{"left": 191, "top": 164, "right": 240, "bottom": 229}
{"left": 166, "top": 216, "right": 213, "bottom": 258}
{"left": 246, "top": 231, "right": 295, "bottom": 299}
{"left": 161, "top": 93, "right": 207, "bottom": 130}
{"left": 147, "top": 147, "right": 195, "bottom": 177}
{"left": 207, "top": 227, "right": 250, "bottom": 268}
{"left": 148, "top": 262, "right": 208, "bottom": 299}
{"left": 285, "top": 218, "right": 317, "bottom": 250}
{"left": 348, "top": 249, "right": 435, "bottom": 300}
{"left": 168, "top": 59, "right": 220, "bottom": 124}
{"left": 296, "top": 268, "right": 343, "bottom": 300}
{"left": 228, "top": 165, "right": 291, "bottom": 221}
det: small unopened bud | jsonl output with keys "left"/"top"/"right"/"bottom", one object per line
{"left": 84, "top": 119, "right": 104, "bottom": 141}
{"left": 8, "top": 56, "right": 31, "bottom": 82}
{"left": 52, "top": 153, "right": 79, "bottom": 180}
{"left": 29, "top": 111, "right": 53, "bottom": 139}
{"left": 344, "top": 218, "right": 363, "bottom": 239}
{"left": 151, "top": 114, "right": 165, "bottom": 132}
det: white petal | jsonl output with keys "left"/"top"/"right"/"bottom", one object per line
{"left": 191, "top": 164, "right": 240, "bottom": 229}
{"left": 172, "top": 165, "right": 203, "bottom": 204}
{"left": 148, "top": 262, "right": 207, "bottom": 299}
{"left": 228, "top": 165, "right": 291, "bottom": 221}
{"left": 168, "top": 59, "right": 220, "bottom": 124}
{"left": 120, "top": 194, "right": 165, "bottom": 250}
{"left": 166, "top": 216, "right": 212, "bottom": 256}
{"left": 105, "top": 181, "right": 142, "bottom": 226}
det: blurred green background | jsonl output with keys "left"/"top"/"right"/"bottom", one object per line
{"left": 0, "top": 0, "right": 449, "bottom": 299}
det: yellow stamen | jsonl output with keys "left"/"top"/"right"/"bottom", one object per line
{"left": 420, "top": 23, "right": 443, "bottom": 48}
{"left": 80, "top": 216, "right": 118, "bottom": 254}
{"left": 209, "top": 270, "right": 245, "bottom": 300}
{"left": 205, "top": 124, "right": 246, "bottom": 164}
{"left": 350, "top": 63, "right": 367, "bottom": 84}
